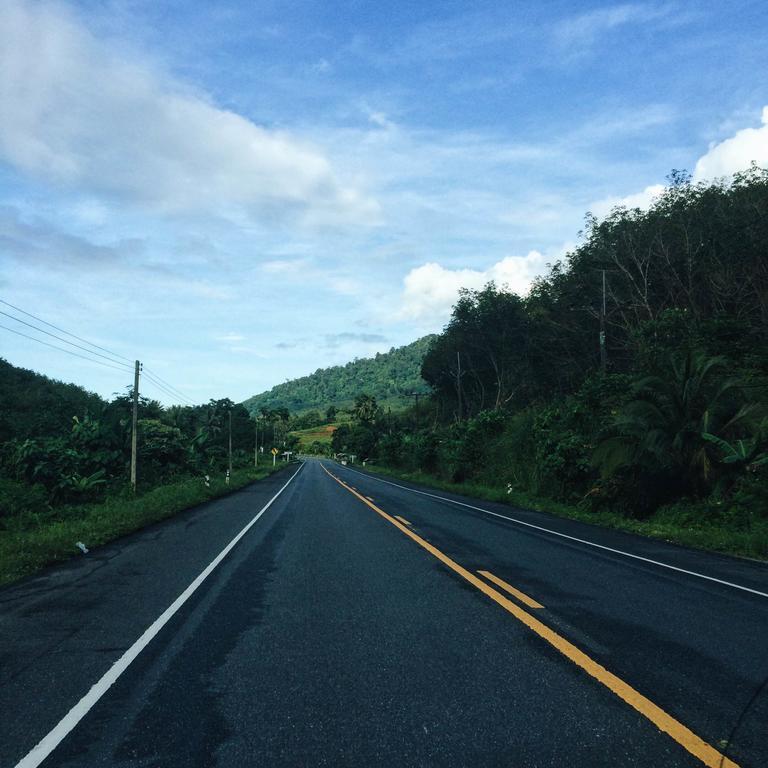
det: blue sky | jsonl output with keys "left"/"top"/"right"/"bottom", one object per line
{"left": 1, "top": 0, "right": 767, "bottom": 404}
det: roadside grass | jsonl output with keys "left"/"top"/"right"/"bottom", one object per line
{"left": 358, "top": 464, "right": 768, "bottom": 562}
{"left": 0, "top": 464, "right": 285, "bottom": 588}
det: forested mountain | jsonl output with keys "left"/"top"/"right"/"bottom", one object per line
{"left": 243, "top": 336, "right": 434, "bottom": 415}
{"left": 0, "top": 358, "right": 106, "bottom": 443}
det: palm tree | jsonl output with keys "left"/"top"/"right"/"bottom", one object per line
{"left": 593, "top": 351, "right": 759, "bottom": 496}
{"left": 353, "top": 394, "right": 378, "bottom": 423}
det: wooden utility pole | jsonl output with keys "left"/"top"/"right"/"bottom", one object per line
{"left": 599, "top": 270, "right": 607, "bottom": 373}
{"left": 228, "top": 410, "right": 233, "bottom": 476}
{"left": 130, "top": 360, "right": 140, "bottom": 492}
{"left": 254, "top": 419, "right": 259, "bottom": 467}
{"left": 405, "top": 392, "right": 423, "bottom": 427}
{"left": 456, "top": 351, "right": 463, "bottom": 421}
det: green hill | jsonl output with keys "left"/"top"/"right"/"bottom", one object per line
{"left": 0, "top": 358, "right": 106, "bottom": 443}
{"left": 243, "top": 336, "right": 435, "bottom": 414}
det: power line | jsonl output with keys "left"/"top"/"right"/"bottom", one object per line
{"left": 143, "top": 367, "right": 194, "bottom": 403}
{"left": 141, "top": 376, "right": 183, "bottom": 404}
{"left": 0, "top": 323, "right": 133, "bottom": 374}
{"left": 142, "top": 371, "right": 196, "bottom": 406}
{"left": 143, "top": 372, "right": 194, "bottom": 403}
{"left": 1, "top": 299, "right": 196, "bottom": 405}
{"left": 0, "top": 309, "right": 134, "bottom": 370}
{"left": 0, "top": 298, "right": 134, "bottom": 364}
{"left": 142, "top": 370, "right": 196, "bottom": 405}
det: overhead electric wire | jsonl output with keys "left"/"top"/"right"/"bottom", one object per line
{"left": 142, "top": 367, "right": 195, "bottom": 405}
{"left": 0, "top": 309, "right": 134, "bottom": 370}
{"left": 0, "top": 298, "right": 134, "bottom": 365}
{"left": 140, "top": 376, "right": 180, "bottom": 403}
{"left": 1, "top": 298, "right": 197, "bottom": 405}
{"left": 142, "top": 370, "right": 191, "bottom": 400}
{"left": 143, "top": 367, "right": 194, "bottom": 403}
{"left": 143, "top": 379, "right": 195, "bottom": 407}
{"left": 0, "top": 322, "right": 133, "bottom": 373}
{"left": 142, "top": 371, "right": 196, "bottom": 406}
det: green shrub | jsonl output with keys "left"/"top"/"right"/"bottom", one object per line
{"left": 0, "top": 478, "right": 49, "bottom": 521}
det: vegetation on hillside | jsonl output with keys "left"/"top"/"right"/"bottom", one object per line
{"left": 0, "top": 361, "right": 301, "bottom": 583}
{"left": 0, "top": 360, "right": 304, "bottom": 521}
{"left": 242, "top": 336, "right": 434, "bottom": 415}
{"left": 330, "top": 169, "right": 768, "bottom": 557}
{"left": 0, "top": 358, "right": 104, "bottom": 443}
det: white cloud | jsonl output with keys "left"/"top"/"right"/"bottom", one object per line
{"left": 215, "top": 333, "right": 246, "bottom": 343}
{"left": 554, "top": 4, "right": 672, "bottom": 50}
{"left": 587, "top": 105, "right": 768, "bottom": 220}
{"left": 398, "top": 251, "right": 559, "bottom": 323}
{"left": 261, "top": 259, "right": 310, "bottom": 274}
{"left": 590, "top": 183, "right": 666, "bottom": 219}
{"left": 329, "top": 277, "right": 362, "bottom": 296}
{"left": 311, "top": 58, "right": 332, "bottom": 74}
{"left": 694, "top": 106, "right": 768, "bottom": 181}
{"left": 0, "top": 0, "right": 377, "bottom": 225}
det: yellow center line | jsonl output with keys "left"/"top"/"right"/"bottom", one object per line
{"left": 320, "top": 463, "right": 738, "bottom": 768}
{"left": 478, "top": 570, "right": 544, "bottom": 609}
{"left": 394, "top": 515, "right": 412, "bottom": 526}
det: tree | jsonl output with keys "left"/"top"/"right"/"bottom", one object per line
{"left": 352, "top": 394, "right": 378, "bottom": 424}
{"left": 593, "top": 351, "right": 760, "bottom": 501}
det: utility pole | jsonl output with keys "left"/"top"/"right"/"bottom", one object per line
{"left": 228, "top": 409, "right": 233, "bottom": 476}
{"left": 599, "top": 269, "right": 607, "bottom": 373}
{"left": 130, "top": 360, "right": 140, "bottom": 493}
{"left": 254, "top": 418, "right": 259, "bottom": 467}
{"left": 405, "top": 392, "right": 423, "bottom": 428}
{"left": 456, "top": 351, "right": 463, "bottom": 422}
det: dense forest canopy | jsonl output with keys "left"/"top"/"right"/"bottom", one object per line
{"left": 423, "top": 167, "right": 768, "bottom": 419}
{"left": 0, "top": 360, "right": 282, "bottom": 508}
{"left": 333, "top": 169, "right": 768, "bottom": 522}
{"left": 242, "top": 336, "right": 434, "bottom": 415}
{"left": 0, "top": 358, "right": 106, "bottom": 443}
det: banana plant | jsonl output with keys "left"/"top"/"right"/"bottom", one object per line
{"left": 702, "top": 430, "right": 768, "bottom": 471}
{"left": 57, "top": 469, "right": 108, "bottom": 497}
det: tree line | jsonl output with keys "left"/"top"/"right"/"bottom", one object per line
{"left": 0, "top": 361, "right": 309, "bottom": 515}
{"left": 331, "top": 168, "right": 768, "bottom": 521}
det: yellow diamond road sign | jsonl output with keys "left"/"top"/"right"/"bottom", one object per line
{"left": 271, "top": 448, "right": 279, "bottom": 455}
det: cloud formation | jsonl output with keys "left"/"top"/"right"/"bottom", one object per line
{"left": 589, "top": 184, "right": 666, "bottom": 219}
{"left": 398, "top": 251, "right": 555, "bottom": 324}
{"left": 0, "top": 0, "right": 377, "bottom": 225}
{"left": 274, "top": 333, "right": 388, "bottom": 351}
{"left": 554, "top": 3, "right": 673, "bottom": 51}
{"left": 587, "top": 105, "right": 768, "bottom": 222}
{"left": 694, "top": 106, "right": 768, "bottom": 180}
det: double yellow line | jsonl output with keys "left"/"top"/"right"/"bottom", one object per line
{"left": 321, "top": 464, "right": 739, "bottom": 768}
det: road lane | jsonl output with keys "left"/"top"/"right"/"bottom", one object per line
{"left": 321, "top": 464, "right": 739, "bottom": 768}
{"left": 1, "top": 458, "right": 764, "bottom": 766}
{"left": 328, "top": 460, "right": 768, "bottom": 768}
{"left": 1, "top": 465, "right": 304, "bottom": 767}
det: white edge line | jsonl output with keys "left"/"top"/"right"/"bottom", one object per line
{"left": 14, "top": 462, "right": 305, "bottom": 768}
{"left": 332, "top": 462, "right": 768, "bottom": 600}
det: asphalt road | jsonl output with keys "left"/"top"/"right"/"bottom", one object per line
{"left": 1, "top": 458, "right": 767, "bottom": 767}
